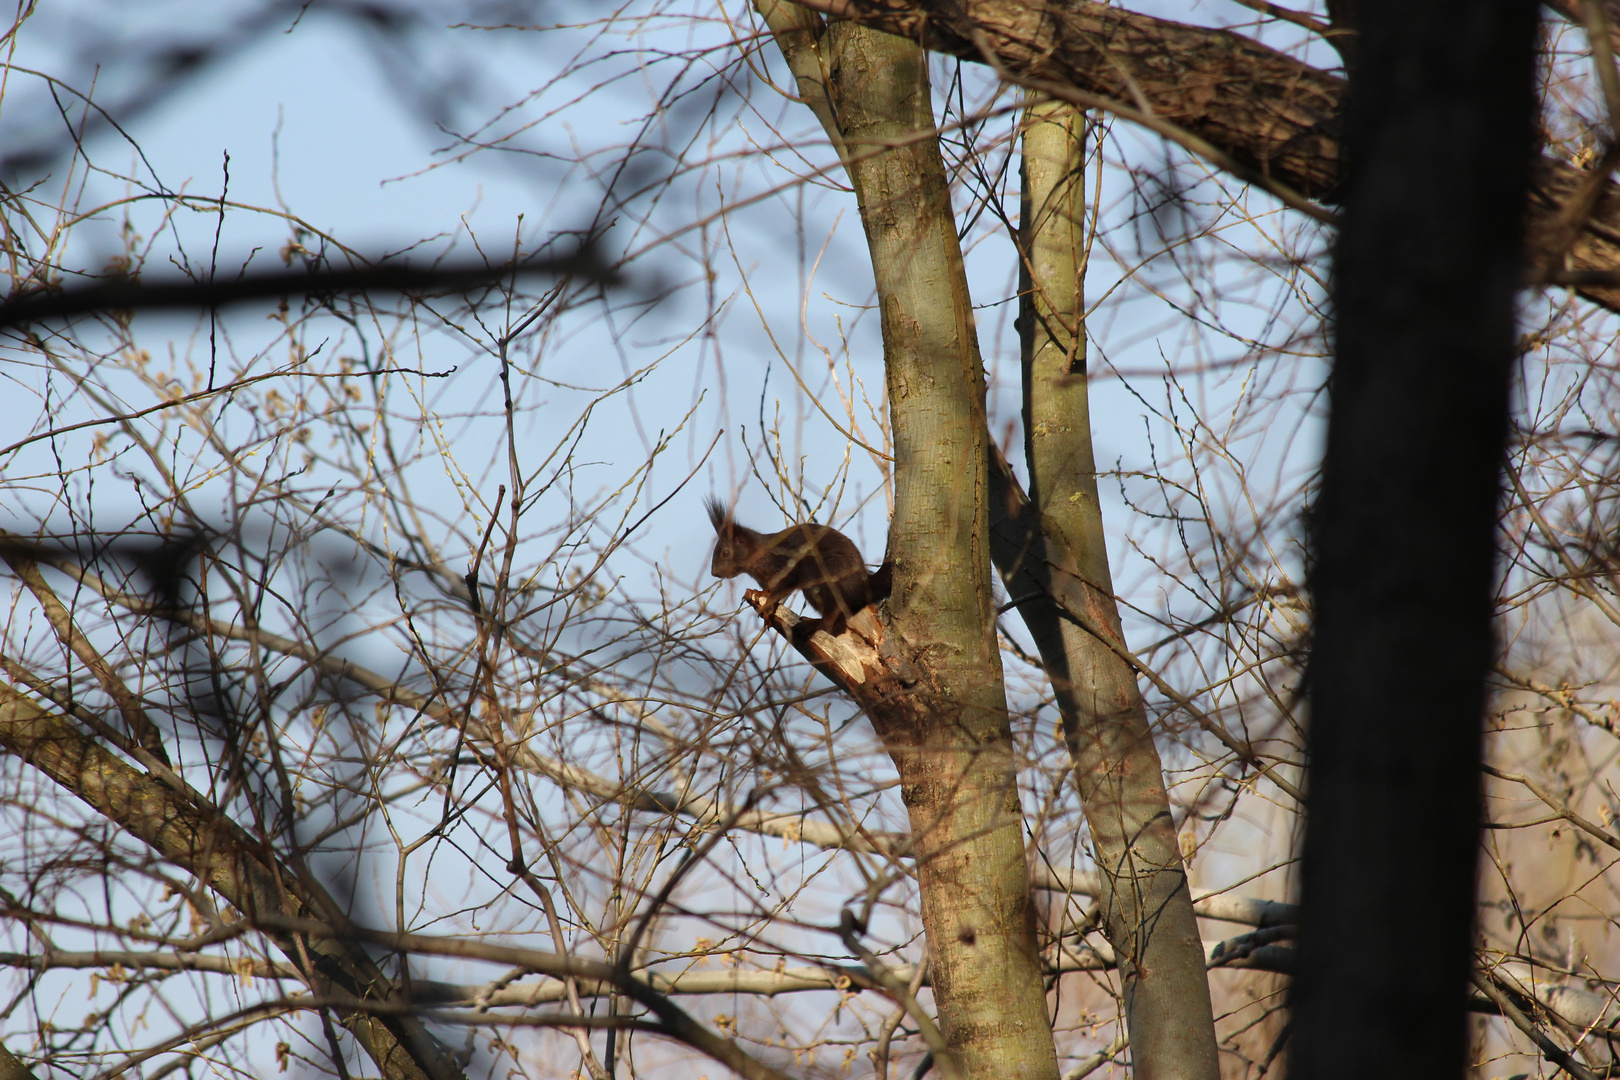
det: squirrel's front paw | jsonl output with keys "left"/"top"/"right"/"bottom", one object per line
{"left": 742, "top": 589, "right": 783, "bottom": 622}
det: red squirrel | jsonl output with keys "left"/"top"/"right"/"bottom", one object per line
{"left": 705, "top": 497, "right": 891, "bottom": 633}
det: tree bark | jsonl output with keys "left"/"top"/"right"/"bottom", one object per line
{"left": 0, "top": 1044, "right": 39, "bottom": 1080}
{"left": 792, "top": 0, "right": 1620, "bottom": 315}
{"left": 830, "top": 23, "right": 1060, "bottom": 1079}
{"left": 0, "top": 683, "right": 465, "bottom": 1080}
{"left": 1290, "top": 1, "right": 1538, "bottom": 1077}
{"left": 1003, "top": 99, "right": 1221, "bottom": 1080}
{"left": 757, "top": 7, "right": 1063, "bottom": 1076}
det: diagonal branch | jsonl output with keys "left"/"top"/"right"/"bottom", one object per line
{"left": 0, "top": 682, "right": 464, "bottom": 1080}
{"left": 251, "top": 915, "right": 797, "bottom": 1080}
{"left": 2, "top": 539, "right": 1306, "bottom": 930}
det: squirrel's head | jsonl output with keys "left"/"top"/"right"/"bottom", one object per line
{"left": 705, "top": 497, "right": 741, "bottom": 578}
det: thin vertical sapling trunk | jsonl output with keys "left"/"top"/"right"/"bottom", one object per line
{"left": 997, "top": 99, "right": 1221, "bottom": 1080}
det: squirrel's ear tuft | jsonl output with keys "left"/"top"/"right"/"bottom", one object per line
{"left": 704, "top": 496, "right": 729, "bottom": 531}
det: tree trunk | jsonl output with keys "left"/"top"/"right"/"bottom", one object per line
{"left": 757, "top": 7, "right": 1063, "bottom": 1076}
{"left": 1290, "top": 1, "right": 1539, "bottom": 1076}
{"left": 830, "top": 22, "right": 1060, "bottom": 1079}
{"left": 1004, "top": 98, "right": 1221, "bottom": 1080}
{"left": 0, "top": 1044, "right": 40, "bottom": 1080}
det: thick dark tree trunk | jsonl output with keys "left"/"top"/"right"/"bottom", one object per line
{"left": 1290, "top": 3, "right": 1539, "bottom": 1077}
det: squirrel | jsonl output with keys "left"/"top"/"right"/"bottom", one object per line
{"left": 705, "top": 497, "right": 891, "bottom": 634}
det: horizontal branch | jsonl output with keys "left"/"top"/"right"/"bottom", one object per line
{"left": 1035, "top": 866, "right": 1299, "bottom": 926}
{"left": 0, "top": 945, "right": 899, "bottom": 1002}
{"left": 0, "top": 926, "right": 1287, "bottom": 1003}
{"left": 0, "top": 251, "right": 613, "bottom": 329}
{"left": 1484, "top": 764, "right": 1620, "bottom": 853}
{"left": 12, "top": 941, "right": 1612, "bottom": 1030}
{"left": 0, "top": 949, "right": 301, "bottom": 981}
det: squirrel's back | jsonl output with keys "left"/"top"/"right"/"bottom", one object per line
{"left": 705, "top": 499, "right": 887, "bottom": 629}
